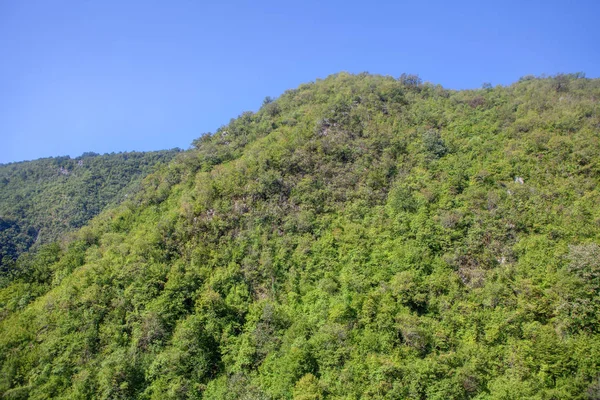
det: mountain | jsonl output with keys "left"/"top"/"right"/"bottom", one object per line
{"left": 0, "top": 149, "right": 180, "bottom": 279}
{"left": 1, "top": 72, "right": 599, "bottom": 399}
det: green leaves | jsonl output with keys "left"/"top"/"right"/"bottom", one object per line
{"left": 0, "top": 149, "right": 180, "bottom": 270}
{"left": 2, "top": 73, "right": 600, "bottom": 398}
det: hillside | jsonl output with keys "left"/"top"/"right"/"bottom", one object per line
{"left": 0, "top": 150, "right": 180, "bottom": 277}
{"left": 1, "top": 72, "right": 600, "bottom": 399}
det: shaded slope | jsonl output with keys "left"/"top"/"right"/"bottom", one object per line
{"left": 0, "top": 150, "right": 180, "bottom": 275}
{"left": 1, "top": 73, "right": 600, "bottom": 399}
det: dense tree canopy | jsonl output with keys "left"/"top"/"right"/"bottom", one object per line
{"left": 0, "top": 73, "right": 599, "bottom": 399}
{"left": 0, "top": 149, "right": 180, "bottom": 278}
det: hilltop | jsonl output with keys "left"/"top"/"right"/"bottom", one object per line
{"left": 1, "top": 73, "right": 599, "bottom": 399}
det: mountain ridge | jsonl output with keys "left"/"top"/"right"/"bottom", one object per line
{"left": 1, "top": 72, "right": 599, "bottom": 399}
{"left": 0, "top": 149, "right": 180, "bottom": 280}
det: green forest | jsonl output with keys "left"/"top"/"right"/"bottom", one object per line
{"left": 0, "top": 149, "right": 180, "bottom": 278}
{"left": 1, "top": 72, "right": 599, "bottom": 399}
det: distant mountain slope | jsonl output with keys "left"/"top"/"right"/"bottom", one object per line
{"left": 1, "top": 73, "right": 599, "bottom": 399}
{"left": 0, "top": 150, "right": 180, "bottom": 273}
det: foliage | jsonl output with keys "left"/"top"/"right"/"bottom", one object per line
{"left": 0, "top": 149, "right": 180, "bottom": 272}
{"left": 1, "top": 73, "right": 600, "bottom": 398}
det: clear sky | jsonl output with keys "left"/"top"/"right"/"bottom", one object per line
{"left": 1, "top": 0, "right": 599, "bottom": 164}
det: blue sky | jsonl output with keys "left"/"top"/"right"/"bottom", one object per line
{"left": 1, "top": 0, "right": 599, "bottom": 164}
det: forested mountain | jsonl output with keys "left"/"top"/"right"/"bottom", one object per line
{"left": 1, "top": 72, "right": 599, "bottom": 399}
{"left": 0, "top": 150, "right": 180, "bottom": 275}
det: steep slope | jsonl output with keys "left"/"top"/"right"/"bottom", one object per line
{"left": 1, "top": 73, "right": 600, "bottom": 399}
{"left": 0, "top": 150, "right": 180, "bottom": 276}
